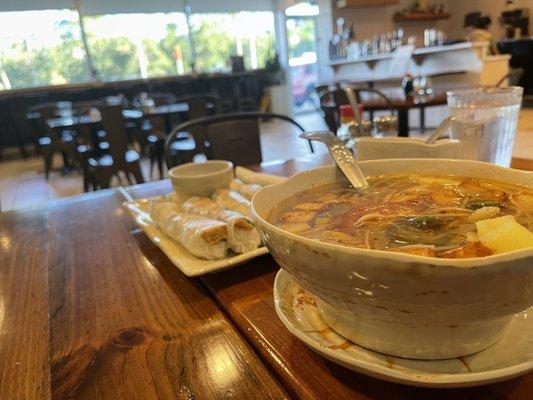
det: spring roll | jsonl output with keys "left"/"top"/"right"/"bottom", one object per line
{"left": 150, "top": 199, "right": 229, "bottom": 260}
{"left": 183, "top": 196, "right": 261, "bottom": 253}
{"left": 230, "top": 178, "right": 262, "bottom": 200}
{"left": 213, "top": 189, "right": 251, "bottom": 217}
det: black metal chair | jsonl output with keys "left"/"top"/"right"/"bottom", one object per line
{"left": 27, "top": 103, "right": 79, "bottom": 179}
{"left": 145, "top": 94, "right": 221, "bottom": 179}
{"left": 173, "top": 94, "right": 220, "bottom": 120}
{"left": 496, "top": 67, "right": 525, "bottom": 87}
{"left": 319, "top": 87, "right": 395, "bottom": 133}
{"left": 87, "top": 105, "right": 144, "bottom": 190}
{"left": 164, "top": 112, "right": 314, "bottom": 169}
{"left": 131, "top": 92, "right": 178, "bottom": 178}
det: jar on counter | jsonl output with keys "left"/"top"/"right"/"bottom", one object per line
{"left": 337, "top": 104, "right": 372, "bottom": 143}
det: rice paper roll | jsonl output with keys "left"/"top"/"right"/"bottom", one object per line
{"left": 213, "top": 189, "right": 251, "bottom": 218}
{"left": 183, "top": 196, "right": 261, "bottom": 253}
{"left": 150, "top": 199, "right": 229, "bottom": 260}
{"left": 230, "top": 178, "right": 262, "bottom": 200}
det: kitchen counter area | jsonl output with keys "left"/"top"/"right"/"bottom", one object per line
{"left": 328, "top": 41, "right": 510, "bottom": 87}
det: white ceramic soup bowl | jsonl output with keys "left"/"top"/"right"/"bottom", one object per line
{"left": 169, "top": 160, "right": 233, "bottom": 201}
{"left": 251, "top": 159, "right": 533, "bottom": 360}
{"left": 354, "top": 137, "right": 462, "bottom": 160}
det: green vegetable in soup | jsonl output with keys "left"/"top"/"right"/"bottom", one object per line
{"left": 267, "top": 173, "right": 533, "bottom": 258}
{"left": 466, "top": 199, "right": 503, "bottom": 210}
{"left": 401, "top": 216, "right": 445, "bottom": 230}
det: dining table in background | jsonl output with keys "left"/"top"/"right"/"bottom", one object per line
{"left": 360, "top": 91, "right": 448, "bottom": 137}
{"left": 1, "top": 153, "right": 532, "bottom": 399}
{"left": 142, "top": 103, "right": 189, "bottom": 134}
{"left": 45, "top": 109, "right": 143, "bottom": 130}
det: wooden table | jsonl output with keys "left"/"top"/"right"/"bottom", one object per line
{"left": 322, "top": 91, "right": 447, "bottom": 137}
{"left": 142, "top": 103, "right": 189, "bottom": 134}
{"left": 360, "top": 91, "right": 448, "bottom": 137}
{"left": 46, "top": 109, "right": 143, "bottom": 130}
{"left": 1, "top": 154, "right": 532, "bottom": 399}
{"left": 143, "top": 102, "right": 215, "bottom": 134}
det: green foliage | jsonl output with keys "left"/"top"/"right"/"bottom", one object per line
{"left": 191, "top": 15, "right": 236, "bottom": 72}
{"left": 287, "top": 18, "right": 316, "bottom": 59}
{"left": 0, "top": 14, "right": 276, "bottom": 89}
{"left": 0, "top": 18, "right": 91, "bottom": 88}
{"left": 89, "top": 36, "right": 141, "bottom": 81}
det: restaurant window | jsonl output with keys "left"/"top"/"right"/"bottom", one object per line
{"left": 0, "top": 9, "right": 91, "bottom": 89}
{"left": 83, "top": 12, "right": 192, "bottom": 81}
{"left": 189, "top": 12, "right": 275, "bottom": 72}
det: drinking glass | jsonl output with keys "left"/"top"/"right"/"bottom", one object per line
{"left": 447, "top": 86, "right": 523, "bottom": 167}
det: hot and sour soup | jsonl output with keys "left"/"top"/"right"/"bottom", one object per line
{"left": 268, "top": 174, "right": 533, "bottom": 258}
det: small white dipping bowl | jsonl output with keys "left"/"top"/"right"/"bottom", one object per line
{"left": 251, "top": 159, "right": 533, "bottom": 360}
{"left": 169, "top": 160, "right": 233, "bottom": 200}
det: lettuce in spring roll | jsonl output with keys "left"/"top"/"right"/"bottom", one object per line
{"left": 213, "top": 189, "right": 251, "bottom": 217}
{"left": 150, "top": 199, "right": 229, "bottom": 260}
{"left": 230, "top": 178, "right": 262, "bottom": 200}
{"left": 183, "top": 196, "right": 261, "bottom": 253}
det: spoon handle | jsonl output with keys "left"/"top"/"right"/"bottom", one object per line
{"left": 425, "top": 116, "right": 455, "bottom": 144}
{"left": 300, "top": 131, "right": 369, "bottom": 189}
{"left": 328, "top": 140, "right": 369, "bottom": 189}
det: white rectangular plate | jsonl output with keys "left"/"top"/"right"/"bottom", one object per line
{"left": 124, "top": 197, "right": 269, "bottom": 277}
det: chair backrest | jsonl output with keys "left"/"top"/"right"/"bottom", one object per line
{"left": 174, "top": 94, "right": 220, "bottom": 120}
{"left": 132, "top": 92, "right": 176, "bottom": 108}
{"left": 150, "top": 92, "right": 177, "bottom": 107}
{"left": 72, "top": 100, "right": 105, "bottom": 116}
{"left": 28, "top": 103, "right": 58, "bottom": 137}
{"left": 165, "top": 112, "right": 307, "bottom": 168}
{"left": 319, "top": 87, "right": 395, "bottom": 132}
{"left": 99, "top": 105, "right": 129, "bottom": 163}
{"left": 319, "top": 88, "right": 348, "bottom": 132}
{"left": 206, "top": 119, "right": 262, "bottom": 166}
{"left": 496, "top": 67, "right": 525, "bottom": 87}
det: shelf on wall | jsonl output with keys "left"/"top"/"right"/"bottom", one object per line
{"left": 393, "top": 12, "right": 450, "bottom": 22}
{"left": 336, "top": 0, "right": 398, "bottom": 8}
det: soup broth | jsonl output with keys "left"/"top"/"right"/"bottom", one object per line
{"left": 268, "top": 174, "right": 533, "bottom": 258}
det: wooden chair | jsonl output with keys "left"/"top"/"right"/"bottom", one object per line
{"left": 87, "top": 105, "right": 144, "bottom": 190}
{"left": 164, "top": 112, "right": 313, "bottom": 169}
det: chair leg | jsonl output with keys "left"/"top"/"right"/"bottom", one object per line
{"left": 130, "top": 162, "right": 145, "bottom": 184}
{"left": 157, "top": 152, "right": 163, "bottom": 179}
{"left": 43, "top": 151, "right": 53, "bottom": 180}
{"left": 156, "top": 142, "right": 164, "bottom": 180}
{"left": 92, "top": 169, "right": 113, "bottom": 190}
{"left": 419, "top": 107, "right": 426, "bottom": 133}
{"left": 124, "top": 171, "right": 133, "bottom": 186}
{"left": 148, "top": 145, "right": 156, "bottom": 180}
{"left": 82, "top": 168, "right": 91, "bottom": 192}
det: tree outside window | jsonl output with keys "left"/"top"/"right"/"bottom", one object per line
{"left": 0, "top": 9, "right": 91, "bottom": 89}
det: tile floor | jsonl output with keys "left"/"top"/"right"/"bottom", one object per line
{"left": 1, "top": 106, "right": 532, "bottom": 212}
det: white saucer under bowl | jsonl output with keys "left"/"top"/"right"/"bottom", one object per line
{"left": 273, "top": 269, "right": 533, "bottom": 388}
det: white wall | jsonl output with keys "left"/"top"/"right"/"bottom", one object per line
{"left": 317, "top": 0, "right": 335, "bottom": 83}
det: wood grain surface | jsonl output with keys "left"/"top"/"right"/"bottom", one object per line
{"left": 2, "top": 153, "right": 532, "bottom": 399}
{"left": 201, "top": 258, "right": 533, "bottom": 400}
{"left": 0, "top": 208, "right": 51, "bottom": 400}
{"left": 126, "top": 153, "right": 533, "bottom": 399}
{"left": 0, "top": 189, "right": 288, "bottom": 399}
